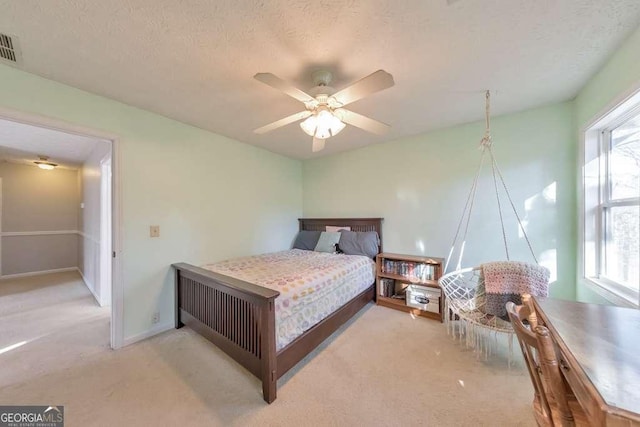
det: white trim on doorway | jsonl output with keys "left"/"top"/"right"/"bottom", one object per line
{"left": 0, "top": 177, "right": 2, "bottom": 276}
{"left": 99, "top": 154, "right": 112, "bottom": 307}
{"left": 0, "top": 106, "right": 124, "bottom": 349}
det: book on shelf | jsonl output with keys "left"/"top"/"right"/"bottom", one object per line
{"left": 382, "top": 259, "right": 437, "bottom": 282}
{"left": 379, "top": 278, "right": 395, "bottom": 297}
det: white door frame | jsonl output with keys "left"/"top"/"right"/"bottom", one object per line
{"left": 0, "top": 106, "right": 125, "bottom": 349}
{"left": 99, "top": 154, "right": 112, "bottom": 307}
{"left": 0, "top": 177, "right": 2, "bottom": 276}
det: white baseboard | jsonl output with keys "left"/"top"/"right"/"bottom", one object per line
{"left": 123, "top": 321, "right": 174, "bottom": 347}
{"left": 77, "top": 267, "right": 103, "bottom": 306}
{"left": 0, "top": 266, "right": 78, "bottom": 280}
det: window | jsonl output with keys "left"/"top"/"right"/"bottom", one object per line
{"left": 601, "top": 115, "right": 640, "bottom": 296}
{"left": 583, "top": 99, "right": 640, "bottom": 306}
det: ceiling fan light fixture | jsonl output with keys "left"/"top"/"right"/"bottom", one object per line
{"left": 300, "top": 110, "right": 346, "bottom": 139}
{"left": 34, "top": 156, "right": 57, "bottom": 170}
{"left": 329, "top": 114, "right": 346, "bottom": 136}
{"left": 300, "top": 115, "right": 318, "bottom": 137}
{"left": 253, "top": 69, "right": 394, "bottom": 152}
{"left": 314, "top": 126, "right": 332, "bottom": 140}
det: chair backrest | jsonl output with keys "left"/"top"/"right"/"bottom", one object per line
{"left": 506, "top": 296, "right": 575, "bottom": 426}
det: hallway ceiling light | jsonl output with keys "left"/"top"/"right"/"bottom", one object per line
{"left": 34, "top": 156, "right": 57, "bottom": 170}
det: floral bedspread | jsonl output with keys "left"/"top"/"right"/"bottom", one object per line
{"left": 202, "top": 249, "right": 375, "bottom": 350}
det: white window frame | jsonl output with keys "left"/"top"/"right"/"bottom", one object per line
{"left": 581, "top": 90, "right": 640, "bottom": 308}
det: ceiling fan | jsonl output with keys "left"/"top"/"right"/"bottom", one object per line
{"left": 253, "top": 69, "right": 394, "bottom": 152}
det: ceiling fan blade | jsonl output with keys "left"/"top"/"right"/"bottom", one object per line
{"left": 254, "top": 111, "right": 312, "bottom": 134}
{"left": 254, "top": 73, "right": 317, "bottom": 105}
{"left": 312, "top": 137, "right": 326, "bottom": 152}
{"left": 336, "top": 109, "right": 390, "bottom": 135}
{"left": 331, "top": 70, "right": 394, "bottom": 107}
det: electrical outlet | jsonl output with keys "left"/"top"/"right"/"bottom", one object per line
{"left": 152, "top": 312, "right": 160, "bottom": 324}
{"left": 150, "top": 225, "right": 160, "bottom": 238}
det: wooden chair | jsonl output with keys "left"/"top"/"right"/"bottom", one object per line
{"left": 506, "top": 295, "right": 588, "bottom": 427}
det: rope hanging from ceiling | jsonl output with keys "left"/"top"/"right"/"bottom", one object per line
{"left": 438, "top": 91, "right": 547, "bottom": 361}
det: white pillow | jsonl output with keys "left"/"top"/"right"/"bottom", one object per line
{"left": 314, "top": 232, "right": 342, "bottom": 253}
{"left": 326, "top": 226, "right": 351, "bottom": 232}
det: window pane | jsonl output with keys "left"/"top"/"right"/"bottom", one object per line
{"left": 610, "top": 114, "right": 640, "bottom": 200}
{"left": 604, "top": 205, "right": 639, "bottom": 290}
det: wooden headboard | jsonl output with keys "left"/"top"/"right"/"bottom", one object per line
{"left": 298, "top": 218, "right": 384, "bottom": 253}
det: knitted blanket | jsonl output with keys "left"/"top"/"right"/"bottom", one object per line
{"left": 480, "top": 261, "right": 550, "bottom": 319}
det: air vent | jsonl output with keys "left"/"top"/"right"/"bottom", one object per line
{"left": 0, "top": 33, "right": 21, "bottom": 66}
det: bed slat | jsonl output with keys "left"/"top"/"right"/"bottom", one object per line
{"left": 174, "top": 264, "right": 278, "bottom": 386}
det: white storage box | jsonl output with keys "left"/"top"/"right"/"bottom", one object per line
{"left": 406, "top": 285, "right": 441, "bottom": 314}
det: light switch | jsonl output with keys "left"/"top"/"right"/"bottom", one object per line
{"left": 150, "top": 225, "right": 160, "bottom": 238}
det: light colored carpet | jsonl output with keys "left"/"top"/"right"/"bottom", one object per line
{"left": 0, "top": 272, "right": 535, "bottom": 426}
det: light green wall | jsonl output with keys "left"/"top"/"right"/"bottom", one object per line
{"left": 574, "top": 26, "right": 640, "bottom": 304}
{"left": 303, "top": 24, "right": 640, "bottom": 305}
{"left": 1, "top": 22, "right": 638, "bottom": 337}
{"left": 575, "top": 26, "right": 640, "bottom": 129}
{"left": 304, "top": 102, "right": 576, "bottom": 300}
{"left": 0, "top": 64, "right": 303, "bottom": 341}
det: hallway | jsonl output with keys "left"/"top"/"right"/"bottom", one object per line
{"left": 0, "top": 270, "right": 110, "bottom": 388}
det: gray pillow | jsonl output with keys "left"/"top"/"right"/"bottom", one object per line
{"left": 338, "top": 231, "right": 380, "bottom": 258}
{"left": 292, "top": 231, "right": 321, "bottom": 250}
{"left": 314, "top": 232, "right": 342, "bottom": 253}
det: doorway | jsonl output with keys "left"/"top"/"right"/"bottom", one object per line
{"left": 0, "top": 107, "right": 122, "bottom": 349}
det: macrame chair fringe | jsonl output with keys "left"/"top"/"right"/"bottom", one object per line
{"left": 441, "top": 268, "right": 515, "bottom": 363}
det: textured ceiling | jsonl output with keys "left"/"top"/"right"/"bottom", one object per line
{"left": 0, "top": 118, "right": 104, "bottom": 169}
{"left": 1, "top": 0, "right": 639, "bottom": 159}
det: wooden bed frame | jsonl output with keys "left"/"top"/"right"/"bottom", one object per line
{"left": 172, "top": 218, "right": 383, "bottom": 403}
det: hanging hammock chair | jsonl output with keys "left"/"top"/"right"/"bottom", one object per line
{"left": 438, "top": 91, "right": 549, "bottom": 359}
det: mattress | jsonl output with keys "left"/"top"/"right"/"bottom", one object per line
{"left": 202, "top": 249, "right": 375, "bottom": 351}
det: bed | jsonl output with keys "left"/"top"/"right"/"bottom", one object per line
{"left": 172, "top": 217, "right": 383, "bottom": 403}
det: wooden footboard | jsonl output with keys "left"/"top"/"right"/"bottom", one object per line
{"left": 173, "top": 263, "right": 375, "bottom": 404}
{"left": 173, "top": 263, "right": 280, "bottom": 403}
